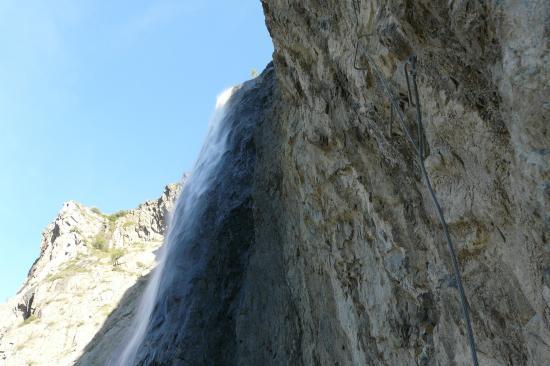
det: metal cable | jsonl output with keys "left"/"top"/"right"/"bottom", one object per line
{"left": 353, "top": 41, "right": 419, "bottom": 152}
{"left": 352, "top": 3, "right": 479, "bottom": 364}
{"left": 406, "top": 58, "right": 480, "bottom": 366}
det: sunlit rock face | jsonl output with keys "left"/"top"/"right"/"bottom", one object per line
{"left": 0, "top": 183, "right": 181, "bottom": 366}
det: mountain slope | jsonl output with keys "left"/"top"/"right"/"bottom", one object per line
{"left": 0, "top": 183, "right": 181, "bottom": 366}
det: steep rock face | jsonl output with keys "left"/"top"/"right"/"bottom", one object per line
{"left": 255, "top": 0, "right": 548, "bottom": 365}
{"left": 4, "top": 2, "right": 545, "bottom": 365}
{"left": 132, "top": 66, "right": 277, "bottom": 365}
{"left": 117, "top": 2, "right": 547, "bottom": 366}
{"left": 0, "top": 183, "right": 181, "bottom": 366}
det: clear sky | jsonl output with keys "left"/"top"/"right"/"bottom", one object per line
{"left": 0, "top": 0, "right": 273, "bottom": 301}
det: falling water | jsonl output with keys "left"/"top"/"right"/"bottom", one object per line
{"left": 112, "top": 86, "right": 236, "bottom": 366}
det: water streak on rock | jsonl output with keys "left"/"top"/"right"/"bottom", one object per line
{"left": 113, "top": 86, "right": 235, "bottom": 366}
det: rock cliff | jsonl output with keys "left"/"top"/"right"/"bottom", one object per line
{"left": 1, "top": 1, "right": 548, "bottom": 365}
{"left": 253, "top": 1, "right": 548, "bottom": 365}
{"left": 130, "top": 1, "right": 548, "bottom": 365}
{"left": 0, "top": 182, "right": 181, "bottom": 365}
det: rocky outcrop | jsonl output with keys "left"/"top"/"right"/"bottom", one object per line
{"left": 0, "top": 182, "right": 181, "bottom": 366}
{"left": 254, "top": 1, "right": 548, "bottom": 365}
{"left": 129, "top": 1, "right": 547, "bottom": 365}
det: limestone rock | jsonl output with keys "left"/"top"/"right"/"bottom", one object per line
{"left": 128, "top": 1, "right": 548, "bottom": 365}
{"left": 255, "top": 1, "right": 549, "bottom": 364}
{"left": 0, "top": 182, "right": 182, "bottom": 366}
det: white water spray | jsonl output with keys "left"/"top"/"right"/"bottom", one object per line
{"left": 112, "top": 86, "right": 236, "bottom": 366}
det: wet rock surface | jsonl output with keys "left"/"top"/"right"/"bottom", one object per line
{"left": 132, "top": 65, "right": 276, "bottom": 366}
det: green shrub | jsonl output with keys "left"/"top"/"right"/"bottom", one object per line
{"left": 91, "top": 207, "right": 102, "bottom": 215}
{"left": 122, "top": 221, "right": 136, "bottom": 228}
{"left": 91, "top": 233, "right": 107, "bottom": 251}
{"left": 109, "top": 248, "right": 125, "bottom": 266}
{"left": 108, "top": 210, "right": 128, "bottom": 223}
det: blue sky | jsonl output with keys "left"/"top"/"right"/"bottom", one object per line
{"left": 0, "top": 0, "right": 273, "bottom": 301}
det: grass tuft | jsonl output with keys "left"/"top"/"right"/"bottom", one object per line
{"left": 107, "top": 210, "right": 128, "bottom": 223}
{"left": 46, "top": 257, "right": 88, "bottom": 282}
{"left": 19, "top": 314, "right": 37, "bottom": 327}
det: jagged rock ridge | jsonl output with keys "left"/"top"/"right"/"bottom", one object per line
{"left": 0, "top": 182, "right": 182, "bottom": 366}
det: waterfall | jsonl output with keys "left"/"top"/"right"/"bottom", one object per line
{"left": 112, "top": 86, "right": 236, "bottom": 366}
